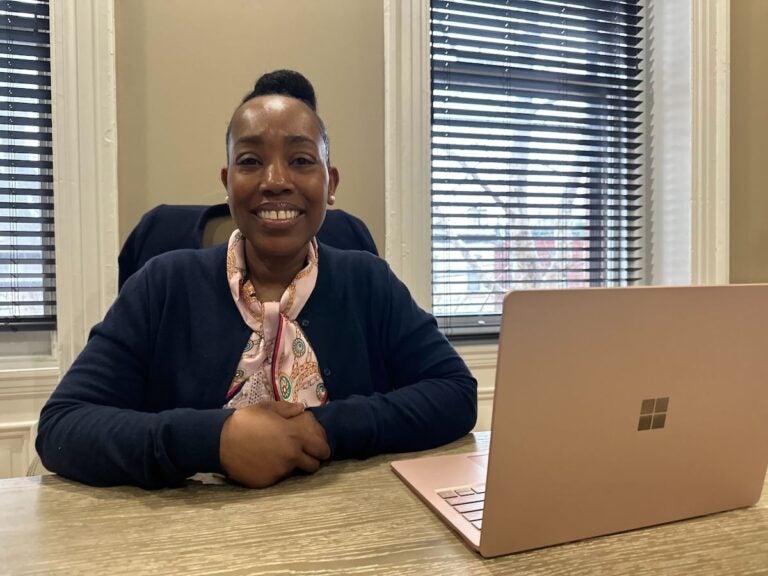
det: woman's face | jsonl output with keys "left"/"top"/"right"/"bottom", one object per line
{"left": 221, "top": 95, "right": 339, "bottom": 264}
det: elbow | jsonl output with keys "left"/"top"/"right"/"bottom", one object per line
{"left": 461, "top": 375, "right": 479, "bottom": 434}
{"left": 34, "top": 401, "right": 67, "bottom": 476}
{"left": 447, "top": 374, "right": 478, "bottom": 441}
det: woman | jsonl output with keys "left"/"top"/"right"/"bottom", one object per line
{"left": 36, "top": 70, "right": 477, "bottom": 489}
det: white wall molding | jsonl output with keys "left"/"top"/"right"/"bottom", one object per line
{"left": 691, "top": 0, "right": 730, "bottom": 285}
{"left": 0, "top": 367, "right": 58, "bottom": 400}
{"left": 477, "top": 386, "right": 495, "bottom": 403}
{"left": 456, "top": 343, "right": 498, "bottom": 371}
{"left": 0, "top": 421, "right": 37, "bottom": 435}
{"left": 0, "top": 421, "right": 37, "bottom": 478}
{"left": 383, "top": 0, "right": 431, "bottom": 310}
{"left": 50, "top": 0, "right": 120, "bottom": 372}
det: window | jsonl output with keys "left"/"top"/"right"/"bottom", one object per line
{"left": 430, "top": 0, "right": 644, "bottom": 336}
{"left": 0, "top": 0, "right": 55, "bottom": 331}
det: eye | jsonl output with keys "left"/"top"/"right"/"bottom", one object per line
{"left": 236, "top": 155, "right": 261, "bottom": 166}
{"left": 292, "top": 155, "right": 316, "bottom": 166}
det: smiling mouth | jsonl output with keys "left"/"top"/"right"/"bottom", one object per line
{"left": 257, "top": 209, "right": 301, "bottom": 222}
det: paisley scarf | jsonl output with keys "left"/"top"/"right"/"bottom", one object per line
{"left": 223, "top": 230, "right": 327, "bottom": 409}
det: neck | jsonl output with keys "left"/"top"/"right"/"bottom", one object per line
{"left": 244, "top": 243, "right": 310, "bottom": 302}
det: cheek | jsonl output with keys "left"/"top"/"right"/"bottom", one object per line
{"left": 312, "top": 175, "right": 330, "bottom": 199}
{"left": 228, "top": 185, "right": 250, "bottom": 214}
{"left": 228, "top": 178, "right": 251, "bottom": 201}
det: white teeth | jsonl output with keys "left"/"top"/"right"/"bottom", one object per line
{"left": 259, "top": 209, "right": 299, "bottom": 221}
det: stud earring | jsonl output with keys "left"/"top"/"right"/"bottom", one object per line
{"left": 328, "top": 194, "right": 336, "bottom": 205}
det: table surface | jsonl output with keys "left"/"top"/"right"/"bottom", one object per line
{"left": 1, "top": 432, "right": 767, "bottom": 576}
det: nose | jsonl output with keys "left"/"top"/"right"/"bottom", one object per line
{"left": 260, "top": 160, "right": 292, "bottom": 194}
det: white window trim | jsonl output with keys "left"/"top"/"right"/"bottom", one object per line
{"left": 384, "top": 0, "right": 730, "bottom": 307}
{"left": 0, "top": 0, "right": 119, "bottom": 391}
{"left": 691, "top": 0, "right": 730, "bottom": 285}
{"left": 50, "top": 0, "right": 120, "bottom": 374}
{"left": 383, "top": 0, "right": 432, "bottom": 311}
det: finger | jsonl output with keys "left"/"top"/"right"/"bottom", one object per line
{"left": 290, "top": 412, "right": 331, "bottom": 460}
{"left": 293, "top": 451, "right": 322, "bottom": 474}
{"left": 300, "top": 430, "right": 331, "bottom": 461}
{"left": 265, "top": 401, "right": 305, "bottom": 419}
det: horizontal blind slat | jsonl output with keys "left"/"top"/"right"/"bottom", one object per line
{"left": 0, "top": 55, "right": 51, "bottom": 73}
{"left": 0, "top": 27, "right": 49, "bottom": 45}
{"left": 0, "top": 41, "right": 49, "bottom": 59}
{"left": 0, "top": 159, "right": 53, "bottom": 170}
{"left": 0, "top": 86, "right": 51, "bottom": 99}
{"left": 0, "top": 0, "right": 50, "bottom": 16}
{"left": 0, "top": 71, "right": 52, "bottom": 88}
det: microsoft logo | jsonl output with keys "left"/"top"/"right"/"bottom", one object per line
{"left": 638, "top": 397, "right": 670, "bottom": 431}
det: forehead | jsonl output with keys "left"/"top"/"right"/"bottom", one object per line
{"left": 229, "top": 95, "right": 323, "bottom": 145}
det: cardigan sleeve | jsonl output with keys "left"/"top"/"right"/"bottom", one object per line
{"left": 35, "top": 269, "right": 234, "bottom": 489}
{"left": 310, "top": 264, "right": 477, "bottom": 459}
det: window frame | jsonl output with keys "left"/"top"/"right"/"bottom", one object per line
{"left": 0, "top": 0, "right": 118, "bottom": 389}
{"left": 384, "top": 0, "right": 730, "bottom": 325}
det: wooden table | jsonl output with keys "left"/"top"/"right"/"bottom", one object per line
{"left": 1, "top": 432, "right": 766, "bottom": 575}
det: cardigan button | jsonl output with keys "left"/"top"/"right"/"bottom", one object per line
{"left": 300, "top": 319, "right": 310, "bottom": 327}
{"left": 323, "top": 368, "right": 331, "bottom": 377}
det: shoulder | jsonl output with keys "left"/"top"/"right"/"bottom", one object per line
{"left": 314, "top": 243, "right": 417, "bottom": 313}
{"left": 126, "top": 204, "right": 209, "bottom": 250}
{"left": 131, "top": 243, "right": 228, "bottom": 291}
{"left": 145, "top": 242, "right": 226, "bottom": 269}
{"left": 316, "top": 243, "right": 390, "bottom": 282}
{"left": 319, "top": 210, "right": 378, "bottom": 255}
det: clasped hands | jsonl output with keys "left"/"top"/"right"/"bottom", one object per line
{"left": 219, "top": 401, "right": 330, "bottom": 488}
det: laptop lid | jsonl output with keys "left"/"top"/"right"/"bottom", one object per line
{"left": 479, "top": 284, "right": 768, "bottom": 556}
{"left": 393, "top": 285, "right": 768, "bottom": 558}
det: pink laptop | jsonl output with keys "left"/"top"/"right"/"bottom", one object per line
{"left": 392, "top": 285, "right": 768, "bottom": 557}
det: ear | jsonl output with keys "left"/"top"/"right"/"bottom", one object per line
{"left": 327, "top": 166, "right": 340, "bottom": 205}
{"left": 220, "top": 167, "right": 234, "bottom": 215}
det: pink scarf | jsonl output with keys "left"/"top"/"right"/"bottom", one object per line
{"left": 223, "top": 230, "right": 327, "bottom": 409}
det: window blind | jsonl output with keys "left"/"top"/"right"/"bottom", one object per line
{"left": 0, "top": 0, "right": 54, "bottom": 331}
{"left": 430, "top": 0, "right": 644, "bottom": 336}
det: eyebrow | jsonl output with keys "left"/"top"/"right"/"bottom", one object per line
{"left": 234, "top": 134, "right": 318, "bottom": 148}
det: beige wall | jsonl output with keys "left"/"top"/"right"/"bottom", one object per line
{"left": 115, "top": 0, "right": 385, "bottom": 249}
{"left": 731, "top": 0, "right": 768, "bottom": 283}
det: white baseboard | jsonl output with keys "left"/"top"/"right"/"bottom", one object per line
{"left": 0, "top": 366, "right": 59, "bottom": 400}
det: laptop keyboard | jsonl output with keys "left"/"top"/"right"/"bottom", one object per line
{"left": 436, "top": 483, "right": 486, "bottom": 530}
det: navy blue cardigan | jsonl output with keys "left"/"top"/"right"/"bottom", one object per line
{"left": 37, "top": 243, "right": 477, "bottom": 488}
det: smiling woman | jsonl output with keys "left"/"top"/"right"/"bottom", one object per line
{"left": 34, "top": 70, "right": 477, "bottom": 489}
